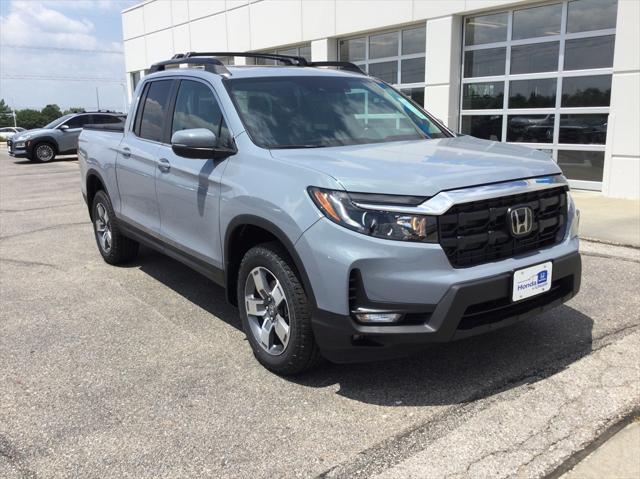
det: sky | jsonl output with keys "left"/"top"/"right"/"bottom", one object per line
{"left": 0, "top": 0, "right": 139, "bottom": 112}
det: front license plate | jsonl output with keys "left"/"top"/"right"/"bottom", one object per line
{"left": 512, "top": 261, "right": 553, "bottom": 302}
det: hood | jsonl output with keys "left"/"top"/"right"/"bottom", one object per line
{"left": 13, "top": 128, "right": 51, "bottom": 141}
{"left": 269, "top": 136, "right": 562, "bottom": 197}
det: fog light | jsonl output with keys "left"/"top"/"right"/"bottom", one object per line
{"left": 354, "top": 312, "right": 402, "bottom": 323}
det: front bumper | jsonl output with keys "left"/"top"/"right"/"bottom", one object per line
{"left": 312, "top": 251, "right": 581, "bottom": 363}
{"left": 6, "top": 139, "right": 28, "bottom": 158}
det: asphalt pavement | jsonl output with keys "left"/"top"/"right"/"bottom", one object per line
{"left": 1, "top": 152, "right": 639, "bottom": 478}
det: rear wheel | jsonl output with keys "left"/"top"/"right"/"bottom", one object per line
{"left": 238, "top": 243, "right": 321, "bottom": 375}
{"left": 32, "top": 142, "right": 56, "bottom": 162}
{"left": 91, "top": 190, "right": 139, "bottom": 264}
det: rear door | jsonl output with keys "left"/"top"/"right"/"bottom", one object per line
{"left": 155, "top": 78, "right": 233, "bottom": 269}
{"left": 116, "top": 79, "right": 176, "bottom": 234}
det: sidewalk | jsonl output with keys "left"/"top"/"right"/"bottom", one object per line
{"left": 560, "top": 419, "right": 640, "bottom": 479}
{"left": 572, "top": 190, "right": 640, "bottom": 247}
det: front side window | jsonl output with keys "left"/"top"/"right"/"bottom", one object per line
{"left": 44, "top": 114, "right": 73, "bottom": 129}
{"left": 171, "top": 80, "right": 231, "bottom": 147}
{"left": 138, "top": 80, "right": 173, "bottom": 142}
{"left": 225, "top": 76, "right": 447, "bottom": 149}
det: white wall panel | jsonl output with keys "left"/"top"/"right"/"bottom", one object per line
{"left": 124, "top": 37, "right": 147, "bottom": 71}
{"left": 302, "top": 0, "right": 336, "bottom": 40}
{"left": 227, "top": 6, "right": 251, "bottom": 51}
{"left": 250, "top": 0, "right": 302, "bottom": 49}
{"left": 413, "top": 0, "right": 465, "bottom": 20}
{"left": 463, "top": 0, "right": 516, "bottom": 14}
{"left": 188, "top": 0, "right": 226, "bottom": 20}
{"left": 613, "top": 0, "right": 640, "bottom": 73}
{"left": 172, "top": 24, "right": 191, "bottom": 53}
{"left": 144, "top": 0, "right": 172, "bottom": 33}
{"left": 122, "top": 7, "right": 145, "bottom": 40}
{"left": 227, "top": 0, "right": 249, "bottom": 9}
{"left": 335, "top": 0, "right": 412, "bottom": 36}
{"left": 145, "top": 28, "right": 174, "bottom": 65}
{"left": 190, "top": 13, "right": 228, "bottom": 51}
{"left": 171, "top": 0, "right": 190, "bottom": 25}
{"left": 609, "top": 73, "right": 640, "bottom": 158}
{"left": 605, "top": 156, "right": 640, "bottom": 198}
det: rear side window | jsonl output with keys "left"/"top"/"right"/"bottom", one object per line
{"left": 65, "top": 115, "right": 92, "bottom": 129}
{"left": 92, "top": 115, "right": 125, "bottom": 125}
{"left": 171, "top": 80, "right": 232, "bottom": 147}
{"left": 137, "top": 80, "right": 173, "bottom": 142}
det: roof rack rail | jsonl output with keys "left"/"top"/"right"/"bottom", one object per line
{"left": 182, "top": 51, "right": 308, "bottom": 66}
{"left": 306, "top": 61, "right": 365, "bottom": 74}
{"left": 149, "top": 55, "right": 229, "bottom": 75}
{"left": 149, "top": 52, "right": 366, "bottom": 76}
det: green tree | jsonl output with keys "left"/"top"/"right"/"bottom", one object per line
{"left": 63, "top": 107, "right": 85, "bottom": 114}
{"left": 0, "top": 99, "right": 13, "bottom": 128}
{"left": 15, "top": 109, "right": 46, "bottom": 130}
{"left": 40, "top": 104, "right": 63, "bottom": 124}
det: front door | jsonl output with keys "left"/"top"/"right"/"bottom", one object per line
{"left": 155, "top": 79, "right": 232, "bottom": 270}
{"left": 58, "top": 114, "right": 92, "bottom": 153}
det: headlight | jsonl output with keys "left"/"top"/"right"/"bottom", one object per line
{"left": 308, "top": 187, "right": 438, "bottom": 243}
{"left": 567, "top": 191, "right": 580, "bottom": 238}
{"left": 14, "top": 141, "right": 25, "bottom": 148}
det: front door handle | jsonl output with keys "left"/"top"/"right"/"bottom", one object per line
{"left": 158, "top": 158, "right": 171, "bottom": 173}
{"left": 121, "top": 147, "right": 131, "bottom": 159}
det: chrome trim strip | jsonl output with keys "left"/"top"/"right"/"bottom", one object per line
{"left": 352, "top": 175, "right": 568, "bottom": 215}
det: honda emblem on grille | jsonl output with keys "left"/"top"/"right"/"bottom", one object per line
{"left": 508, "top": 206, "right": 534, "bottom": 237}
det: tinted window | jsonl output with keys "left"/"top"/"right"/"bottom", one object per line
{"left": 507, "top": 115, "right": 554, "bottom": 143}
{"left": 400, "top": 58, "right": 425, "bottom": 84}
{"left": 564, "top": 36, "right": 615, "bottom": 70}
{"left": 511, "top": 42, "right": 559, "bottom": 74}
{"left": 561, "top": 75, "right": 611, "bottom": 107}
{"left": 509, "top": 79, "right": 557, "bottom": 108}
{"left": 368, "top": 61, "right": 398, "bottom": 83}
{"left": 400, "top": 87, "right": 424, "bottom": 107}
{"left": 559, "top": 114, "right": 608, "bottom": 144}
{"left": 465, "top": 13, "right": 508, "bottom": 45}
{"left": 369, "top": 31, "right": 398, "bottom": 59}
{"left": 65, "top": 115, "right": 92, "bottom": 128}
{"left": 512, "top": 3, "right": 562, "bottom": 39}
{"left": 464, "top": 48, "right": 506, "bottom": 77}
{"left": 402, "top": 26, "right": 426, "bottom": 54}
{"left": 172, "top": 80, "right": 231, "bottom": 147}
{"left": 339, "top": 37, "right": 365, "bottom": 62}
{"left": 138, "top": 80, "right": 173, "bottom": 142}
{"left": 567, "top": 0, "right": 618, "bottom": 33}
{"left": 463, "top": 82, "right": 504, "bottom": 109}
{"left": 92, "top": 115, "right": 125, "bottom": 125}
{"left": 558, "top": 150, "right": 604, "bottom": 181}
{"left": 461, "top": 115, "right": 503, "bottom": 141}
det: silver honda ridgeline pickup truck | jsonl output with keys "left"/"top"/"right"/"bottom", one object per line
{"left": 78, "top": 53, "right": 581, "bottom": 374}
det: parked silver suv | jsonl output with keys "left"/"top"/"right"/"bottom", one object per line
{"left": 78, "top": 53, "right": 581, "bottom": 374}
{"left": 9, "top": 111, "right": 125, "bottom": 162}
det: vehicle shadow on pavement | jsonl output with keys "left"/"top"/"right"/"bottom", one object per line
{"left": 291, "top": 306, "right": 594, "bottom": 406}
{"left": 134, "top": 246, "right": 242, "bottom": 331}
{"left": 130, "top": 247, "right": 593, "bottom": 407}
{"left": 11, "top": 156, "right": 78, "bottom": 165}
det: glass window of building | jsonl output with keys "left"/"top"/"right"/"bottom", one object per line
{"left": 461, "top": 0, "right": 618, "bottom": 190}
{"left": 254, "top": 44, "right": 311, "bottom": 65}
{"left": 338, "top": 24, "right": 426, "bottom": 106}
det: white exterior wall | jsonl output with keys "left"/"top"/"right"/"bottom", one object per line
{"left": 122, "top": 0, "right": 640, "bottom": 198}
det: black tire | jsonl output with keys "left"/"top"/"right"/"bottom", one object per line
{"left": 32, "top": 142, "right": 56, "bottom": 163}
{"left": 237, "top": 242, "right": 322, "bottom": 375}
{"left": 91, "top": 190, "right": 139, "bottom": 265}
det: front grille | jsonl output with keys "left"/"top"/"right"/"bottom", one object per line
{"left": 438, "top": 186, "right": 568, "bottom": 268}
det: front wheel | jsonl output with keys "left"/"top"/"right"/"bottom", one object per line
{"left": 91, "top": 190, "right": 139, "bottom": 264}
{"left": 32, "top": 142, "right": 56, "bottom": 162}
{"left": 237, "top": 243, "right": 321, "bottom": 375}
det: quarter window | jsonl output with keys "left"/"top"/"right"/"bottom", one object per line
{"left": 137, "top": 80, "right": 173, "bottom": 142}
{"left": 461, "top": 0, "right": 618, "bottom": 189}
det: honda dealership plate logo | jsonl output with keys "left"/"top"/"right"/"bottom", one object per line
{"left": 508, "top": 206, "right": 534, "bottom": 237}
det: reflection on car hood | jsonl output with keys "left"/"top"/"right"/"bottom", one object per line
{"left": 269, "top": 135, "right": 562, "bottom": 197}
{"left": 12, "top": 128, "right": 52, "bottom": 141}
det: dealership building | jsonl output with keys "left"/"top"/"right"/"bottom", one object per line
{"left": 121, "top": 0, "right": 639, "bottom": 198}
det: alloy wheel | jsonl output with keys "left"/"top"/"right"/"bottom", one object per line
{"left": 36, "top": 144, "right": 54, "bottom": 162}
{"left": 244, "top": 266, "right": 291, "bottom": 356}
{"left": 94, "top": 203, "right": 113, "bottom": 254}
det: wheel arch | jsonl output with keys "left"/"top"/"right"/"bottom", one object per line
{"left": 31, "top": 136, "right": 59, "bottom": 153}
{"left": 224, "top": 215, "right": 316, "bottom": 309}
{"left": 85, "top": 168, "right": 110, "bottom": 219}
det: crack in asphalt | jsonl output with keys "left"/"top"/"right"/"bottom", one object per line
{"left": 0, "top": 257, "right": 59, "bottom": 269}
{"left": 581, "top": 251, "right": 640, "bottom": 264}
{"left": 0, "top": 435, "right": 38, "bottom": 479}
{"left": 316, "top": 324, "right": 640, "bottom": 479}
{"left": 0, "top": 202, "right": 79, "bottom": 213}
{"left": 0, "top": 221, "right": 88, "bottom": 241}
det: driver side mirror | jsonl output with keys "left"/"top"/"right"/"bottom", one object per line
{"left": 171, "top": 128, "right": 237, "bottom": 159}
{"left": 59, "top": 124, "right": 69, "bottom": 131}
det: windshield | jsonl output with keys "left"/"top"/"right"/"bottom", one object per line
{"left": 225, "top": 76, "right": 449, "bottom": 148}
{"left": 44, "top": 114, "right": 74, "bottom": 129}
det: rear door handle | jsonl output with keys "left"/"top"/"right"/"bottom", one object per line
{"left": 121, "top": 147, "right": 131, "bottom": 159}
{"left": 158, "top": 158, "right": 171, "bottom": 173}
